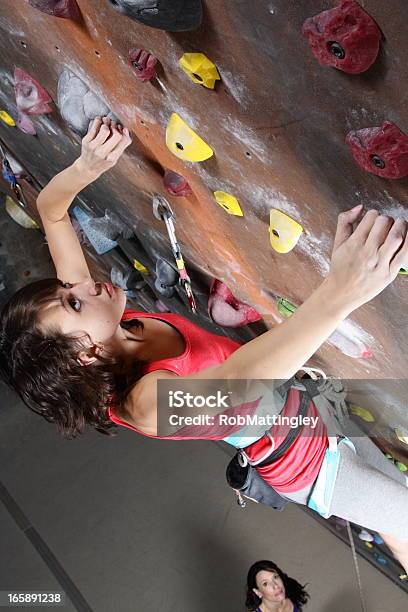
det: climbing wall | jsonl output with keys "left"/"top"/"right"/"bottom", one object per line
{"left": 1, "top": 0, "right": 408, "bottom": 587}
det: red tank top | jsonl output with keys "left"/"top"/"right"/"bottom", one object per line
{"left": 108, "top": 308, "right": 327, "bottom": 492}
{"left": 108, "top": 308, "right": 243, "bottom": 438}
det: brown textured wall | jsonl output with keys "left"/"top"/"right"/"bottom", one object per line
{"left": 0, "top": 1, "right": 407, "bottom": 453}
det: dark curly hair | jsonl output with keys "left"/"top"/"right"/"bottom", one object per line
{"left": 245, "top": 560, "right": 309, "bottom": 611}
{"left": 0, "top": 278, "right": 145, "bottom": 439}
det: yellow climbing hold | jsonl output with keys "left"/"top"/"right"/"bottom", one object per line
{"left": 395, "top": 427, "right": 408, "bottom": 445}
{"left": 166, "top": 113, "right": 214, "bottom": 162}
{"left": 4, "top": 196, "right": 39, "bottom": 229}
{"left": 133, "top": 259, "right": 149, "bottom": 275}
{"left": 213, "top": 191, "right": 243, "bottom": 216}
{"left": 269, "top": 210, "right": 303, "bottom": 254}
{"left": 179, "top": 53, "right": 221, "bottom": 89}
{"left": 350, "top": 405, "right": 375, "bottom": 423}
{"left": 0, "top": 110, "right": 16, "bottom": 126}
{"left": 364, "top": 542, "right": 373, "bottom": 549}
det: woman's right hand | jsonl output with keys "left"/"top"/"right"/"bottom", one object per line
{"left": 325, "top": 205, "right": 408, "bottom": 314}
{"left": 74, "top": 116, "right": 132, "bottom": 182}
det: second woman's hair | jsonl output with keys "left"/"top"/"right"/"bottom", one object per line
{"left": 245, "top": 559, "right": 309, "bottom": 610}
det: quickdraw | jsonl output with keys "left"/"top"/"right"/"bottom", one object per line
{"left": 152, "top": 194, "right": 197, "bottom": 313}
{"left": 0, "top": 142, "right": 28, "bottom": 208}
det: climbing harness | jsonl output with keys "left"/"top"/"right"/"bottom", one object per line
{"left": 0, "top": 142, "right": 28, "bottom": 208}
{"left": 152, "top": 194, "right": 197, "bottom": 313}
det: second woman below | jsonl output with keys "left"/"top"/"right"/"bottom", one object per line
{"left": 2, "top": 117, "right": 408, "bottom": 572}
{"left": 245, "top": 559, "right": 309, "bottom": 612}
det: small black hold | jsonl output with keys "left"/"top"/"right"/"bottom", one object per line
{"left": 176, "top": 142, "right": 184, "bottom": 151}
{"left": 328, "top": 41, "right": 345, "bottom": 59}
{"left": 370, "top": 154, "right": 385, "bottom": 169}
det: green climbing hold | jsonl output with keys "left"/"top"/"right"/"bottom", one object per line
{"left": 277, "top": 297, "right": 297, "bottom": 318}
{"left": 395, "top": 461, "right": 408, "bottom": 472}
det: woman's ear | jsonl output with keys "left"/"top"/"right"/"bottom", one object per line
{"left": 253, "top": 588, "right": 262, "bottom": 599}
{"left": 76, "top": 343, "right": 104, "bottom": 366}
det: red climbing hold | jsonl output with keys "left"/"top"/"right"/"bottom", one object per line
{"left": 346, "top": 121, "right": 408, "bottom": 179}
{"left": 302, "top": 0, "right": 381, "bottom": 74}
{"left": 27, "top": 0, "right": 81, "bottom": 20}
{"left": 128, "top": 49, "right": 158, "bottom": 82}
{"left": 163, "top": 170, "right": 193, "bottom": 197}
{"left": 14, "top": 67, "right": 53, "bottom": 135}
{"left": 208, "top": 279, "right": 262, "bottom": 328}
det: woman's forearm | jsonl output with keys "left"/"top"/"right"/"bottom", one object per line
{"left": 224, "top": 277, "right": 352, "bottom": 381}
{"left": 36, "top": 159, "right": 94, "bottom": 222}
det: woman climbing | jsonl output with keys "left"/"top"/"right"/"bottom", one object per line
{"left": 245, "top": 560, "right": 309, "bottom": 611}
{"left": 1, "top": 117, "right": 408, "bottom": 571}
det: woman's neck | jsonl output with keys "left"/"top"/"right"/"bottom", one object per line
{"left": 259, "top": 599, "right": 293, "bottom": 612}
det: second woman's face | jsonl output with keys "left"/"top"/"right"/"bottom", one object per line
{"left": 38, "top": 279, "right": 127, "bottom": 345}
{"left": 254, "top": 570, "right": 286, "bottom": 603}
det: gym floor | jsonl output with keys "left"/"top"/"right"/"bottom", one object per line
{"left": 1, "top": 382, "right": 406, "bottom": 612}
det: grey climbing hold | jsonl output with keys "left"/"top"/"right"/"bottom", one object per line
{"left": 156, "top": 257, "right": 178, "bottom": 286}
{"left": 57, "top": 69, "right": 118, "bottom": 136}
{"left": 106, "top": 0, "right": 203, "bottom": 32}
{"left": 154, "top": 279, "right": 176, "bottom": 298}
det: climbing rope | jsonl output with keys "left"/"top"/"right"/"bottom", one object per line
{"left": 346, "top": 521, "right": 368, "bottom": 612}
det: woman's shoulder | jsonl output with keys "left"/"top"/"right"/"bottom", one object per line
{"left": 119, "top": 370, "right": 178, "bottom": 434}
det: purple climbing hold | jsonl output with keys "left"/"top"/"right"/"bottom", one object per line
{"left": 208, "top": 279, "right": 262, "bottom": 328}
{"left": 27, "top": 0, "right": 81, "bottom": 20}
{"left": 163, "top": 169, "right": 193, "bottom": 197}
{"left": 155, "top": 299, "right": 171, "bottom": 312}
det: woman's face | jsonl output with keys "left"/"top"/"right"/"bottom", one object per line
{"left": 37, "top": 279, "right": 127, "bottom": 346}
{"left": 254, "top": 569, "right": 286, "bottom": 604}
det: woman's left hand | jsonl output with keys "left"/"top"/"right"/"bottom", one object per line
{"left": 74, "top": 116, "right": 132, "bottom": 181}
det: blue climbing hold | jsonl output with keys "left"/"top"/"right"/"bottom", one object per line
{"left": 71, "top": 207, "right": 118, "bottom": 254}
